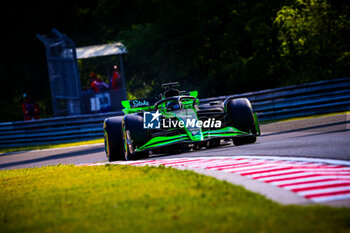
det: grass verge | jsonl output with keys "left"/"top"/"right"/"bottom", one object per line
{"left": 1, "top": 165, "right": 349, "bottom": 233}
{"left": 0, "top": 138, "right": 104, "bottom": 154}
{"left": 260, "top": 111, "right": 350, "bottom": 124}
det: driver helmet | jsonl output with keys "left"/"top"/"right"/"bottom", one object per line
{"left": 166, "top": 101, "right": 180, "bottom": 111}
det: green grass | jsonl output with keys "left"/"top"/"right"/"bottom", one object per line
{"left": 261, "top": 111, "right": 350, "bottom": 124}
{"left": 0, "top": 138, "right": 104, "bottom": 154}
{"left": 1, "top": 165, "right": 349, "bottom": 233}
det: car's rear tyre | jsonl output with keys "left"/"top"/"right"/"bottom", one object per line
{"left": 122, "top": 114, "right": 150, "bottom": 160}
{"left": 104, "top": 116, "right": 125, "bottom": 161}
{"left": 225, "top": 98, "right": 257, "bottom": 146}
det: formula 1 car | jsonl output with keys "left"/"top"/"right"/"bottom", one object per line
{"left": 104, "top": 82, "right": 260, "bottom": 161}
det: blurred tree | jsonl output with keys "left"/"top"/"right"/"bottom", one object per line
{"left": 0, "top": 0, "right": 349, "bottom": 122}
{"left": 274, "top": 0, "right": 350, "bottom": 83}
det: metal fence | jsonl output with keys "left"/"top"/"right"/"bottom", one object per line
{"left": 1, "top": 77, "right": 349, "bottom": 148}
{"left": 37, "top": 29, "right": 82, "bottom": 116}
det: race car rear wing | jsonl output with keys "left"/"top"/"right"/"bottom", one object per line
{"left": 121, "top": 98, "right": 158, "bottom": 114}
{"left": 121, "top": 91, "right": 198, "bottom": 114}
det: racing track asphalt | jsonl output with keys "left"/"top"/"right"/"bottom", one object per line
{"left": 0, "top": 113, "right": 349, "bottom": 170}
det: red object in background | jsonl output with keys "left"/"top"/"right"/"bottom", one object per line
{"left": 90, "top": 72, "right": 109, "bottom": 93}
{"left": 22, "top": 96, "right": 40, "bottom": 121}
{"left": 111, "top": 65, "right": 120, "bottom": 90}
{"left": 90, "top": 80, "right": 100, "bottom": 92}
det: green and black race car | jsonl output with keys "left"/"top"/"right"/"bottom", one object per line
{"left": 104, "top": 82, "right": 260, "bottom": 161}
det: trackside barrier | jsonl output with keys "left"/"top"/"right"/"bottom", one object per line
{"left": 0, "top": 77, "right": 349, "bottom": 148}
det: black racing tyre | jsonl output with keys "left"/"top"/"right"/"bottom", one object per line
{"left": 226, "top": 98, "right": 257, "bottom": 146}
{"left": 104, "top": 116, "right": 125, "bottom": 161}
{"left": 122, "top": 114, "right": 150, "bottom": 160}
